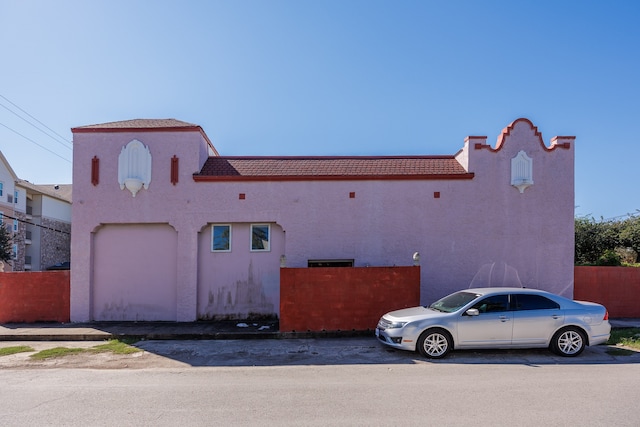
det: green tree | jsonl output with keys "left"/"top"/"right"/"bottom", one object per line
{"left": 0, "top": 224, "right": 13, "bottom": 263}
{"left": 575, "top": 215, "right": 640, "bottom": 266}
{"left": 619, "top": 216, "right": 640, "bottom": 260}
{"left": 574, "top": 217, "right": 620, "bottom": 265}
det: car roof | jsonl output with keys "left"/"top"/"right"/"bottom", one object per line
{"left": 462, "top": 287, "right": 551, "bottom": 296}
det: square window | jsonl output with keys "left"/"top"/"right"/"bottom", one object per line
{"left": 211, "top": 224, "right": 231, "bottom": 252}
{"left": 251, "top": 224, "right": 270, "bottom": 251}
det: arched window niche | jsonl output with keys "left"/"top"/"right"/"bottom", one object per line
{"left": 118, "top": 139, "right": 152, "bottom": 197}
{"left": 510, "top": 150, "right": 533, "bottom": 193}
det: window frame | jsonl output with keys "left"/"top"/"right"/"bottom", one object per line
{"left": 211, "top": 224, "right": 232, "bottom": 252}
{"left": 250, "top": 224, "right": 271, "bottom": 252}
{"left": 13, "top": 219, "right": 18, "bottom": 232}
{"left": 12, "top": 244, "right": 17, "bottom": 260}
{"left": 14, "top": 190, "right": 18, "bottom": 204}
{"left": 0, "top": 182, "right": 3, "bottom": 197}
{"left": 471, "top": 294, "right": 510, "bottom": 313}
{"left": 512, "top": 294, "right": 560, "bottom": 311}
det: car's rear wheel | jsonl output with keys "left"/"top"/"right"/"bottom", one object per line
{"left": 551, "top": 327, "right": 586, "bottom": 357}
{"left": 417, "top": 328, "right": 452, "bottom": 359}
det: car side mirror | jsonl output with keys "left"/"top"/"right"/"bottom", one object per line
{"left": 465, "top": 308, "right": 480, "bottom": 316}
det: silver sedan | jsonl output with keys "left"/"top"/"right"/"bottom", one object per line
{"left": 376, "top": 287, "right": 611, "bottom": 359}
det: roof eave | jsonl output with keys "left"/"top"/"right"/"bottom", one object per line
{"left": 193, "top": 173, "right": 475, "bottom": 182}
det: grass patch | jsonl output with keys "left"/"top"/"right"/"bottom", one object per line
{"left": 30, "top": 347, "right": 86, "bottom": 360}
{"left": 28, "top": 339, "right": 141, "bottom": 360}
{"left": 0, "top": 345, "right": 35, "bottom": 357}
{"left": 608, "top": 328, "right": 640, "bottom": 351}
{"left": 90, "top": 339, "right": 141, "bottom": 355}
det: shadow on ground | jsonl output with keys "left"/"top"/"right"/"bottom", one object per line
{"left": 133, "top": 337, "right": 640, "bottom": 368}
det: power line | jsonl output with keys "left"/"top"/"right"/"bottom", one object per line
{"left": 0, "top": 212, "right": 70, "bottom": 235}
{"left": 0, "top": 94, "right": 72, "bottom": 150}
{"left": 0, "top": 121, "right": 71, "bottom": 164}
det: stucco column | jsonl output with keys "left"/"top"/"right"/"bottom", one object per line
{"left": 173, "top": 222, "right": 199, "bottom": 322}
{"left": 70, "top": 226, "right": 92, "bottom": 322}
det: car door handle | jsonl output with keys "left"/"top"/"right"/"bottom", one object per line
{"left": 552, "top": 315, "right": 560, "bottom": 319}
{"left": 499, "top": 315, "right": 510, "bottom": 322}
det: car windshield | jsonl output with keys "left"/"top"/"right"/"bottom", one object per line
{"left": 428, "top": 291, "right": 480, "bottom": 313}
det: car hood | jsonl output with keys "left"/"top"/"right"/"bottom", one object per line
{"left": 384, "top": 306, "right": 446, "bottom": 322}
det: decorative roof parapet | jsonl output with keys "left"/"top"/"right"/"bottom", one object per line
{"left": 473, "top": 118, "right": 574, "bottom": 152}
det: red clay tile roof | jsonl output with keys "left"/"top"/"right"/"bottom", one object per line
{"left": 71, "top": 119, "right": 220, "bottom": 156}
{"left": 194, "top": 156, "right": 473, "bottom": 181}
{"left": 72, "top": 119, "right": 199, "bottom": 131}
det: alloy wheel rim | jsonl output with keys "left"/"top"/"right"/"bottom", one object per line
{"left": 558, "top": 330, "right": 583, "bottom": 354}
{"left": 424, "top": 333, "right": 448, "bottom": 356}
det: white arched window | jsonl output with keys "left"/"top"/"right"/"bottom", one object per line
{"left": 510, "top": 150, "right": 533, "bottom": 193}
{"left": 118, "top": 139, "right": 152, "bottom": 197}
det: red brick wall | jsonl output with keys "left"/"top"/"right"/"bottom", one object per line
{"left": 0, "top": 271, "right": 70, "bottom": 323}
{"left": 574, "top": 266, "right": 640, "bottom": 318}
{"left": 280, "top": 266, "right": 420, "bottom": 332}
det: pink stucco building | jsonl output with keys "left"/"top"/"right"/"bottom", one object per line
{"left": 70, "top": 118, "right": 575, "bottom": 322}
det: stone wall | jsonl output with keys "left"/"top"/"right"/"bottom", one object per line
{"left": 40, "top": 217, "right": 71, "bottom": 269}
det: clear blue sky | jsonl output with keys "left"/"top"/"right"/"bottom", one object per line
{"left": 1, "top": 1, "right": 638, "bottom": 220}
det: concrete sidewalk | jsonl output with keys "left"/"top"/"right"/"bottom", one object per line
{"left": 0, "top": 319, "right": 372, "bottom": 341}
{"left": 0, "top": 319, "right": 637, "bottom": 342}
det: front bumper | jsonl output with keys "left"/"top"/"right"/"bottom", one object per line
{"left": 375, "top": 327, "right": 416, "bottom": 352}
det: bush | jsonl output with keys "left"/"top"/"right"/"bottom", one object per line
{"left": 596, "top": 249, "right": 622, "bottom": 266}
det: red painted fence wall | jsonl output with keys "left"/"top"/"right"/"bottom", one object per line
{"left": 574, "top": 266, "right": 640, "bottom": 318}
{"left": 2, "top": 266, "right": 636, "bottom": 325}
{"left": 280, "top": 266, "right": 420, "bottom": 332}
{"left": 0, "top": 271, "right": 70, "bottom": 323}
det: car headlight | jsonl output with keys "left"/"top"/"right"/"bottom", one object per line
{"left": 386, "top": 321, "right": 408, "bottom": 329}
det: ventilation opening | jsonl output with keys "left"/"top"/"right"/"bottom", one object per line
{"left": 308, "top": 259, "right": 354, "bottom": 268}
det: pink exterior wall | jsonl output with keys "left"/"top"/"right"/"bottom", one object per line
{"left": 71, "top": 119, "right": 575, "bottom": 322}
{"left": 196, "top": 223, "right": 283, "bottom": 319}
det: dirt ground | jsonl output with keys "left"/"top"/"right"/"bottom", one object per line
{"left": 0, "top": 341, "right": 186, "bottom": 369}
{"left": 2, "top": 339, "right": 639, "bottom": 369}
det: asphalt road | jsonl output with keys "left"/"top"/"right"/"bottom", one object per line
{"left": 1, "top": 338, "right": 639, "bottom": 426}
{"left": 2, "top": 361, "right": 639, "bottom": 426}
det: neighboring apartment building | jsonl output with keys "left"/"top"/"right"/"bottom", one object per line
{"left": 0, "top": 151, "right": 19, "bottom": 271}
{"left": 0, "top": 150, "right": 71, "bottom": 272}
{"left": 70, "top": 117, "right": 575, "bottom": 322}
{"left": 15, "top": 180, "right": 71, "bottom": 271}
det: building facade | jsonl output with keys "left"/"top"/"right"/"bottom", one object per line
{"left": 70, "top": 118, "right": 575, "bottom": 322}
{"left": 0, "top": 151, "right": 19, "bottom": 271}
{"left": 0, "top": 152, "right": 71, "bottom": 272}
{"left": 16, "top": 180, "right": 71, "bottom": 271}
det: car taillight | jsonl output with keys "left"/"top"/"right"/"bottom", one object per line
{"left": 603, "top": 311, "right": 609, "bottom": 321}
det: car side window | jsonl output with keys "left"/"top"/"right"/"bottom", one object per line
{"left": 513, "top": 294, "right": 560, "bottom": 311}
{"left": 471, "top": 295, "right": 509, "bottom": 313}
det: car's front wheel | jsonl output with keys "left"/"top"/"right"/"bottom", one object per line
{"left": 417, "top": 328, "right": 452, "bottom": 359}
{"left": 551, "top": 327, "right": 586, "bottom": 357}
